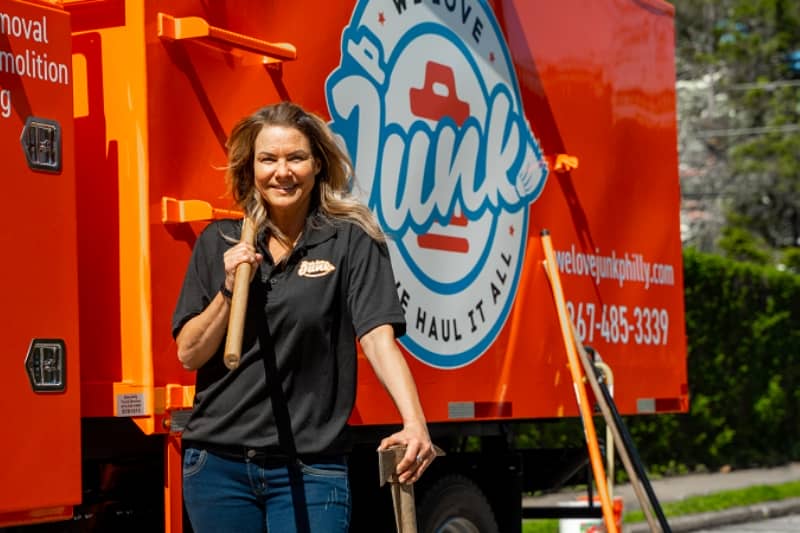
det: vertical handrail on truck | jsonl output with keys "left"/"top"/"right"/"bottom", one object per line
{"left": 588, "top": 348, "right": 673, "bottom": 533}
{"left": 539, "top": 230, "right": 620, "bottom": 533}
{"left": 541, "top": 229, "right": 670, "bottom": 533}
{"left": 595, "top": 360, "right": 616, "bottom": 500}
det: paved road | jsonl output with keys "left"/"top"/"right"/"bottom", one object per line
{"left": 693, "top": 513, "right": 800, "bottom": 532}
{"left": 622, "top": 498, "right": 800, "bottom": 532}
{"left": 524, "top": 462, "right": 800, "bottom": 513}
{"left": 525, "top": 462, "right": 800, "bottom": 532}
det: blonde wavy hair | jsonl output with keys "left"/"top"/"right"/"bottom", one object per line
{"left": 225, "top": 101, "right": 384, "bottom": 246}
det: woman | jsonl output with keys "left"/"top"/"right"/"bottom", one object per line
{"left": 172, "top": 101, "right": 433, "bottom": 532}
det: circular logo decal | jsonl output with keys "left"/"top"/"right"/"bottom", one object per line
{"left": 326, "top": 0, "right": 548, "bottom": 368}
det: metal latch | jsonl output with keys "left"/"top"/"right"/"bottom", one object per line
{"left": 25, "top": 339, "right": 66, "bottom": 393}
{"left": 20, "top": 117, "right": 61, "bottom": 172}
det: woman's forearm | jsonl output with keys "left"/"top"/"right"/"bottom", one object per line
{"left": 360, "top": 325, "right": 427, "bottom": 428}
{"left": 176, "top": 292, "right": 231, "bottom": 370}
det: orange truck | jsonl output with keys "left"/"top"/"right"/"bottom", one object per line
{"left": 0, "top": 0, "right": 687, "bottom": 531}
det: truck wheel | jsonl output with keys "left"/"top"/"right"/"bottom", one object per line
{"left": 417, "top": 474, "right": 499, "bottom": 533}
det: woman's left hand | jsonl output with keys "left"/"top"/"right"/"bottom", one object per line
{"left": 378, "top": 423, "right": 435, "bottom": 484}
{"left": 360, "top": 324, "right": 435, "bottom": 484}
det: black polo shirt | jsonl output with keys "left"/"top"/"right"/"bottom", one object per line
{"left": 172, "top": 213, "right": 406, "bottom": 456}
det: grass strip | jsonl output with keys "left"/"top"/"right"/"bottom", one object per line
{"left": 522, "top": 480, "right": 800, "bottom": 533}
{"left": 624, "top": 480, "right": 800, "bottom": 523}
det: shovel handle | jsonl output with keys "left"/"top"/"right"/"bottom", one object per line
{"left": 223, "top": 217, "right": 256, "bottom": 370}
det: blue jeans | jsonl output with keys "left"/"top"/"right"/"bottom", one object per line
{"left": 183, "top": 447, "right": 350, "bottom": 533}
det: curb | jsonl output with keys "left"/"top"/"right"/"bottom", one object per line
{"left": 624, "top": 497, "right": 800, "bottom": 532}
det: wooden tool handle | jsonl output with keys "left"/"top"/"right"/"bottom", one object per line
{"left": 224, "top": 217, "right": 256, "bottom": 370}
{"left": 391, "top": 482, "right": 417, "bottom": 533}
{"left": 379, "top": 445, "right": 420, "bottom": 533}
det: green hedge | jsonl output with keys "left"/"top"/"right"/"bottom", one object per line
{"left": 627, "top": 248, "right": 800, "bottom": 472}
{"left": 516, "top": 249, "right": 800, "bottom": 475}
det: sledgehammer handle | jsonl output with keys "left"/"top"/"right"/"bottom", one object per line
{"left": 224, "top": 217, "right": 256, "bottom": 370}
{"left": 391, "top": 483, "right": 417, "bottom": 533}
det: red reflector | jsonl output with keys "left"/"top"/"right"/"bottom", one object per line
{"left": 474, "top": 402, "right": 512, "bottom": 418}
{"left": 0, "top": 506, "right": 72, "bottom": 528}
{"left": 654, "top": 398, "right": 682, "bottom": 412}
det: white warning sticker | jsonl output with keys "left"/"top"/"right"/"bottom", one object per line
{"left": 116, "top": 393, "right": 146, "bottom": 417}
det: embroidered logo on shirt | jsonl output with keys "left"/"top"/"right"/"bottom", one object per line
{"left": 297, "top": 259, "right": 336, "bottom": 278}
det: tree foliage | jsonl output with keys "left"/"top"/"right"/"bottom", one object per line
{"left": 717, "top": 212, "right": 772, "bottom": 264}
{"left": 672, "top": 0, "right": 800, "bottom": 259}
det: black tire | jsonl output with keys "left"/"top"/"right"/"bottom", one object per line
{"left": 417, "top": 474, "right": 499, "bottom": 533}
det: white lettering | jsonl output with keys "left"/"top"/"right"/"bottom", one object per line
{"left": 0, "top": 89, "right": 10, "bottom": 118}
{"left": 0, "top": 49, "right": 69, "bottom": 85}
{"left": 432, "top": 125, "right": 479, "bottom": 215}
{"left": 377, "top": 92, "right": 531, "bottom": 233}
{"left": 554, "top": 247, "right": 677, "bottom": 290}
{"left": 378, "top": 132, "right": 407, "bottom": 232}
{"left": 407, "top": 130, "right": 432, "bottom": 225}
{"left": 484, "top": 91, "right": 521, "bottom": 206}
{"left": 0, "top": 14, "right": 48, "bottom": 43}
{"left": 329, "top": 75, "right": 382, "bottom": 205}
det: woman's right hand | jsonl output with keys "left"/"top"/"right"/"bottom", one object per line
{"left": 175, "top": 242, "right": 261, "bottom": 370}
{"left": 222, "top": 243, "right": 263, "bottom": 293}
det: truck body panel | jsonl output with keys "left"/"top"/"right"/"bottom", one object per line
{"left": 0, "top": 0, "right": 80, "bottom": 525}
{"left": 0, "top": 0, "right": 686, "bottom": 529}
